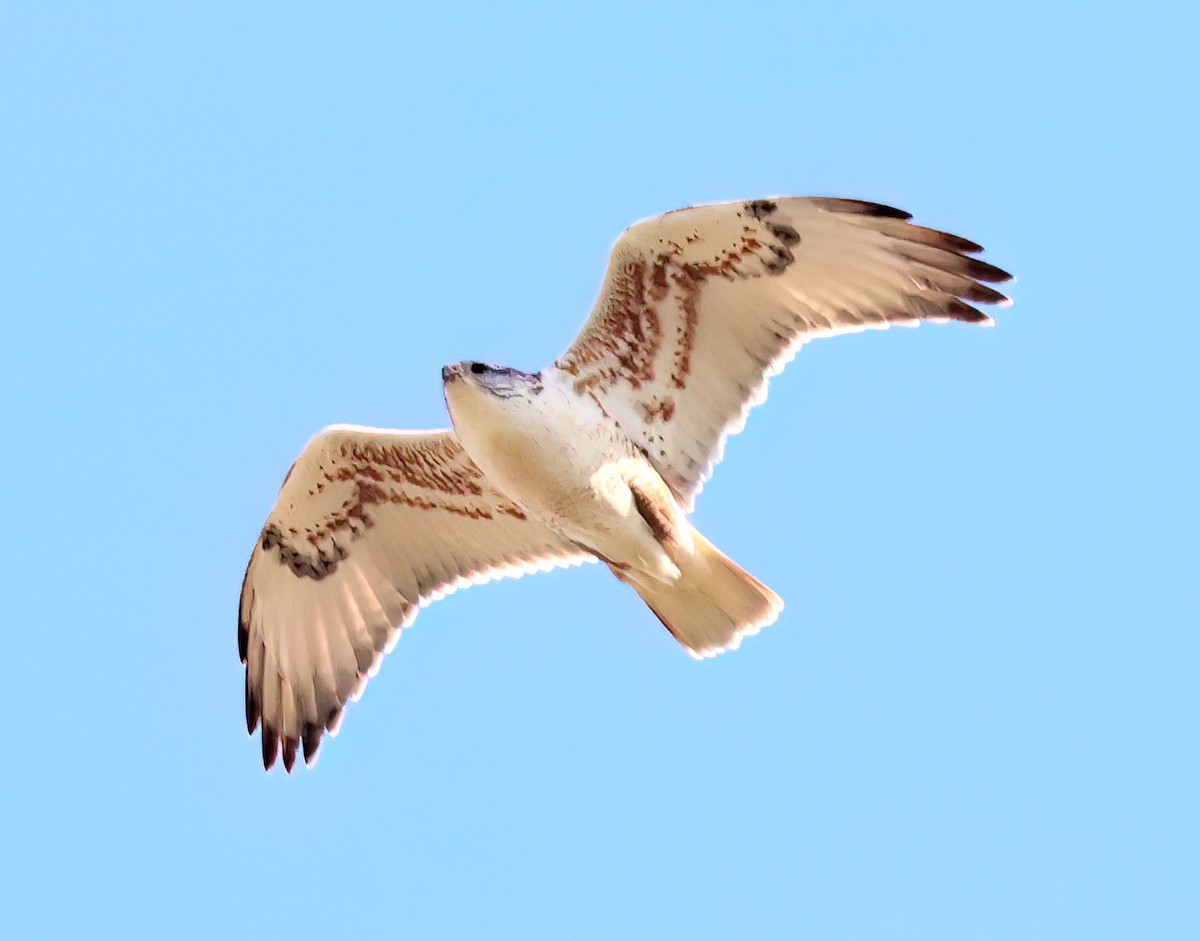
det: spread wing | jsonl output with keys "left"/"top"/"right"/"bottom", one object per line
{"left": 551, "top": 197, "right": 1013, "bottom": 510}
{"left": 238, "top": 425, "right": 593, "bottom": 771}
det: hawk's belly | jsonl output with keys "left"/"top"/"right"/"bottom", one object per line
{"left": 450, "top": 402, "right": 679, "bottom": 579}
{"left": 462, "top": 417, "right": 626, "bottom": 524}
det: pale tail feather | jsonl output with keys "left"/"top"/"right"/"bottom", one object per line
{"left": 631, "top": 528, "right": 783, "bottom": 658}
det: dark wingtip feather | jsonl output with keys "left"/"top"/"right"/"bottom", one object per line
{"left": 238, "top": 559, "right": 254, "bottom": 662}
{"left": 813, "top": 197, "right": 912, "bottom": 220}
{"left": 244, "top": 673, "right": 260, "bottom": 734}
{"left": 915, "top": 227, "right": 984, "bottom": 254}
{"left": 961, "top": 282, "right": 1012, "bottom": 306}
{"left": 261, "top": 725, "right": 279, "bottom": 770}
{"left": 962, "top": 256, "right": 1013, "bottom": 283}
{"left": 302, "top": 723, "right": 323, "bottom": 766}
{"left": 939, "top": 234, "right": 984, "bottom": 254}
{"left": 943, "top": 298, "right": 991, "bottom": 323}
{"left": 857, "top": 201, "right": 911, "bottom": 220}
{"left": 281, "top": 736, "right": 298, "bottom": 773}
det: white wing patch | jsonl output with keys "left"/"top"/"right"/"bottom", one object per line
{"left": 239, "top": 425, "right": 593, "bottom": 771}
{"left": 552, "top": 198, "right": 1012, "bottom": 509}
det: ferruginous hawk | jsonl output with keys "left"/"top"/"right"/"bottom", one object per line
{"left": 239, "top": 197, "right": 1012, "bottom": 771}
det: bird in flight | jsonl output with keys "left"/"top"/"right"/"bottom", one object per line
{"left": 239, "top": 196, "right": 1011, "bottom": 771}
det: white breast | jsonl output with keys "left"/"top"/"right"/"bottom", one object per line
{"left": 446, "top": 373, "right": 681, "bottom": 576}
{"left": 445, "top": 374, "right": 621, "bottom": 514}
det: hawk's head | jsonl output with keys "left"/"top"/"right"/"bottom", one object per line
{"left": 442, "top": 361, "right": 550, "bottom": 455}
{"left": 442, "top": 362, "right": 543, "bottom": 400}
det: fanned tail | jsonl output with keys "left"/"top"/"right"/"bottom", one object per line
{"left": 629, "top": 528, "right": 782, "bottom": 658}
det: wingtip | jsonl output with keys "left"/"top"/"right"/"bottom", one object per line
{"left": 960, "top": 281, "right": 1007, "bottom": 305}
{"left": 301, "top": 722, "right": 323, "bottom": 767}
{"left": 944, "top": 298, "right": 991, "bottom": 324}
{"left": 966, "top": 258, "right": 1013, "bottom": 284}
{"left": 244, "top": 674, "right": 261, "bottom": 735}
{"left": 261, "top": 725, "right": 279, "bottom": 771}
{"left": 251, "top": 721, "right": 322, "bottom": 773}
{"left": 813, "top": 197, "right": 913, "bottom": 221}
{"left": 281, "top": 736, "right": 298, "bottom": 773}
{"left": 862, "top": 202, "right": 912, "bottom": 220}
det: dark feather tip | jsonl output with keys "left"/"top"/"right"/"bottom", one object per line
{"left": 944, "top": 298, "right": 990, "bottom": 323}
{"left": 925, "top": 229, "right": 984, "bottom": 254}
{"left": 962, "top": 257, "right": 1013, "bottom": 283}
{"left": 302, "top": 723, "right": 323, "bottom": 766}
{"left": 856, "top": 201, "right": 911, "bottom": 220}
{"left": 962, "top": 282, "right": 1011, "bottom": 306}
{"left": 244, "top": 674, "right": 260, "bottom": 735}
{"left": 282, "top": 736, "right": 298, "bottom": 773}
{"left": 261, "top": 726, "right": 279, "bottom": 770}
{"left": 815, "top": 197, "right": 912, "bottom": 220}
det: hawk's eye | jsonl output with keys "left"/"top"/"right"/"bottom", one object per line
{"left": 469, "top": 362, "right": 487, "bottom": 375}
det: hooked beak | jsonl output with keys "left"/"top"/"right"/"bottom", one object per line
{"left": 441, "top": 363, "right": 461, "bottom": 383}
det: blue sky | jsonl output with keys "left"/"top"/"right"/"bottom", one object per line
{"left": 2, "top": 3, "right": 1197, "bottom": 938}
